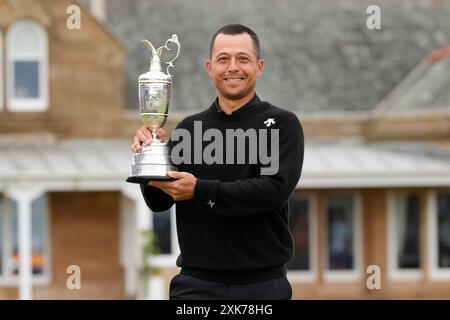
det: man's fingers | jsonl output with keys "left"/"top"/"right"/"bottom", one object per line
{"left": 137, "top": 130, "right": 152, "bottom": 145}
{"left": 131, "top": 136, "right": 142, "bottom": 152}
{"left": 140, "top": 125, "right": 153, "bottom": 136}
{"left": 149, "top": 181, "right": 175, "bottom": 190}
{"left": 166, "top": 171, "right": 185, "bottom": 179}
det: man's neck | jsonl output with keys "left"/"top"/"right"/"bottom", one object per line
{"left": 217, "top": 93, "right": 256, "bottom": 115}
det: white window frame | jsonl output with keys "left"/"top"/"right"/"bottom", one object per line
{"left": 427, "top": 191, "right": 450, "bottom": 280}
{"left": 323, "top": 193, "right": 363, "bottom": 282}
{"left": 287, "top": 193, "right": 318, "bottom": 283}
{"left": 149, "top": 206, "right": 180, "bottom": 268}
{"left": 6, "top": 20, "right": 48, "bottom": 112}
{"left": 387, "top": 191, "right": 423, "bottom": 281}
{"left": 0, "top": 29, "right": 3, "bottom": 111}
{"left": 0, "top": 195, "right": 51, "bottom": 287}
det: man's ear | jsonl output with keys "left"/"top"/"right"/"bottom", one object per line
{"left": 256, "top": 59, "right": 264, "bottom": 77}
{"left": 205, "top": 59, "right": 212, "bottom": 76}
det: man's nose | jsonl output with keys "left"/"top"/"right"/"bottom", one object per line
{"left": 227, "top": 58, "right": 239, "bottom": 72}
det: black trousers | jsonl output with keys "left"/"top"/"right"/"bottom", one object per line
{"left": 169, "top": 273, "right": 292, "bottom": 300}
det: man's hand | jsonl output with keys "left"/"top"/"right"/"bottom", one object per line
{"left": 131, "top": 126, "right": 166, "bottom": 153}
{"left": 149, "top": 171, "right": 197, "bottom": 201}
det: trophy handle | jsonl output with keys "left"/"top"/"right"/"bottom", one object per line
{"left": 157, "top": 34, "right": 180, "bottom": 77}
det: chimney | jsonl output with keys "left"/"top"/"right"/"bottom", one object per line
{"left": 90, "top": 0, "right": 106, "bottom": 22}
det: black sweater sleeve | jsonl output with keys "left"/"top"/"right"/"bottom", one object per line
{"left": 194, "top": 116, "right": 304, "bottom": 217}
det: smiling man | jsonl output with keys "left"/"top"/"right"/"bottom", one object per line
{"left": 132, "top": 24, "right": 304, "bottom": 300}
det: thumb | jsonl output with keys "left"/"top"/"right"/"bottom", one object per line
{"left": 167, "top": 171, "right": 184, "bottom": 179}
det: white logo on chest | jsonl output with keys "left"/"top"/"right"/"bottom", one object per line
{"left": 264, "top": 118, "right": 275, "bottom": 127}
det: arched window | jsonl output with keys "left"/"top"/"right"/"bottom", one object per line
{"left": 7, "top": 20, "right": 48, "bottom": 111}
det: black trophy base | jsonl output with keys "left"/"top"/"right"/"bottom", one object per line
{"left": 126, "top": 175, "right": 176, "bottom": 184}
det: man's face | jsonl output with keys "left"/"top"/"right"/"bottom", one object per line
{"left": 206, "top": 33, "right": 264, "bottom": 102}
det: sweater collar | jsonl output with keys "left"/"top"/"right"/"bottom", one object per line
{"left": 211, "top": 94, "right": 262, "bottom": 121}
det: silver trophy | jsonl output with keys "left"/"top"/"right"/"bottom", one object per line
{"left": 127, "top": 34, "right": 180, "bottom": 183}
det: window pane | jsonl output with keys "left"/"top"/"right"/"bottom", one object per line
{"left": 11, "top": 200, "right": 18, "bottom": 275}
{"left": 11, "top": 195, "right": 48, "bottom": 275}
{"left": 152, "top": 210, "right": 172, "bottom": 254}
{"left": 394, "top": 195, "right": 420, "bottom": 269}
{"left": 438, "top": 193, "right": 450, "bottom": 268}
{"left": 31, "top": 196, "right": 47, "bottom": 275}
{"left": 287, "top": 197, "right": 310, "bottom": 271}
{"left": 14, "top": 61, "right": 39, "bottom": 98}
{"left": 13, "top": 27, "right": 39, "bottom": 54}
{"left": 327, "top": 196, "right": 354, "bottom": 270}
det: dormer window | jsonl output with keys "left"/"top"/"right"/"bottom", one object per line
{"left": 7, "top": 20, "right": 48, "bottom": 112}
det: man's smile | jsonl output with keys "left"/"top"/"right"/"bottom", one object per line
{"left": 223, "top": 76, "right": 246, "bottom": 84}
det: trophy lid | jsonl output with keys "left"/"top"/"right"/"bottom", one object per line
{"left": 138, "top": 35, "right": 180, "bottom": 85}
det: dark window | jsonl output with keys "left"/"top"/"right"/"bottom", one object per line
{"left": 152, "top": 210, "right": 172, "bottom": 254}
{"left": 287, "top": 197, "right": 310, "bottom": 271}
{"left": 394, "top": 195, "right": 420, "bottom": 269}
{"left": 327, "top": 195, "right": 354, "bottom": 270}
{"left": 14, "top": 61, "right": 39, "bottom": 98}
{"left": 437, "top": 193, "right": 450, "bottom": 268}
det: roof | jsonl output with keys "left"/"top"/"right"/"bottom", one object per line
{"left": 373, "top": 51, "right": 450, "bottom": 114}
{"left": 300, "top": 140, "right": 450, "bottom": 188}
{"left": 105, "top": 0, "right": 450, "bottom": 115}
{"left": 1, "top": 139, "right": 450, "bottom": 190}
{"left": 0, "top": 139, "right": 131, "bottom": 191}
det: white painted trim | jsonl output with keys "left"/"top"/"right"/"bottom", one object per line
{"left": 299, "top": 174, "right": 450, "bottom": 189}
{"left": 0, "top": 198, "right": 10, "bottom": 280}
{"left": 151, "top": 255, "right": 178, "bottom": 268}
{"left": 121, "top": 185, "right": 151, "bottom": 296}
{"left": 0, "top": 29, "right": 3, "bottom": 111}
{"left": 0, "top": 191, "right": 52, "bottom": 288}
{"left": 287, "top": 193, "right": 318, "bottom": 283}
{"left": 3, "top": 188, "right": 45, "bottom": 299}
{"left": 387, "top": 191, "right": 423, "bottom": 281}
{"left": 0, "top": 275, "right": 50, "bottom": 287}
{"left": 119, "top": 194, "right": 138, "bottom": 297}
{"left": 6, "top": 20, "right": 48, "bottom": 112}
{"left": 427, "top": 191, "right": 450, "bottom": 280}
{"left": 323, "top": 193, "right": 363, "bottom": 282}
{"left": 90, "top": 0, "right": 107, "bottom": 22}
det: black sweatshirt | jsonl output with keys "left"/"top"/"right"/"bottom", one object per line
{"left": 140, "top": 94, "right": 304, "bottom": 284}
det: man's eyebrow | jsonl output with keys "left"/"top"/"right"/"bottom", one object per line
{"left": 215, "top": 52, "right": 229, "bottom": 58}
{"left": 237, "top": 52, "right": 252, "bottom": 58}
{"left": 215, "top": 52, "right": 253, "bottom": 59}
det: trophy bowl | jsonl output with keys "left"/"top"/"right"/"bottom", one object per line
{"left": 127, "top": 35, "right": 180, "bottom": 184}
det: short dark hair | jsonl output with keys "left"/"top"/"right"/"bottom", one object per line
{"left": 209, "top": 24, "right": 261, "bottom": 59}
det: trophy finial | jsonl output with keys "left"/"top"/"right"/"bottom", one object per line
{"left": 141, "top": 36, "right": 180, "bottom": 76}
{"left": 142, "top": 39, "right": 158, "bottom": 58}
